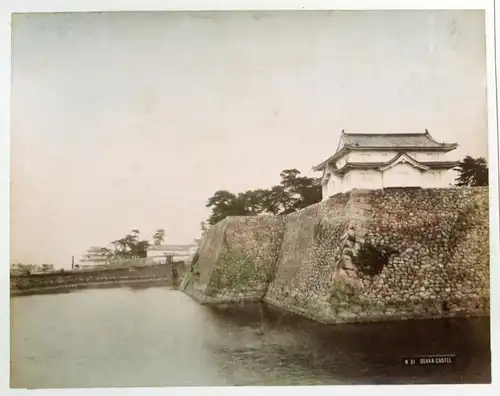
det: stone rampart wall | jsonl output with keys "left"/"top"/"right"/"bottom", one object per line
{"left": 265, "top": 187, "right": 490, "bottom": 323}
{"left": 182, "top": 215, "right": 285, "bottom": 303}
{"left": 183, "top": 187, "right": 490, "bottom": 323}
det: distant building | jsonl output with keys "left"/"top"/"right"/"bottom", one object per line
{"left": 146, "top": 243, "right": 198, "bottom": 264}
{"left": 313, "top": 130, "right": 459, "bottom": 201}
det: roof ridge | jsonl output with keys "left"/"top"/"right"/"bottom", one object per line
{"left": 343, "top": 132, "right": 427, "bottom": 136}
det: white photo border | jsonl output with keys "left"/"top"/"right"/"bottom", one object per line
{"left": 0, "top": 1, "right": 497, "bottom": 396}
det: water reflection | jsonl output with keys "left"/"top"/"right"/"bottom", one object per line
{"left": 205, "top": 303, "right": 491, "bottom": 385}
{"left": 11, "top": 288, "right": 490, "bottom": 388}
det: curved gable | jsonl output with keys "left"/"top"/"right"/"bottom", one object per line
{"left": 380, "top": 153, "right": 430, "bottom": 172}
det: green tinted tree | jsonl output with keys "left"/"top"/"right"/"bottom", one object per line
{"left": 278, "top": 168, "right": 322, "bottom": 213}
{"left": 205, "top": 169, "right": 321, "bottom": 225}
{"left": 111, "top": 230, "right": 150, "bottom": 258}
{"left": 454, "top": 156, "right": 489, "bottom": 187}
{"left": 153, "top": 229, "right": 165, "bottom": 245}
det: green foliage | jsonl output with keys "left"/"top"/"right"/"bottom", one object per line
{"left": 279, "top": 169, "right": 322, "bottom": 214}
{"left": 205, "top": 168, "right": 321, "bottom": 225}
{"left": 190, "top": 252, "right": 201, "bottom": 277}
{"left": 152, "top": 229, "right": 165, "bottom": 245}
{"left": 182, "top": 254, "right": 200, "bottom": 290}
{"left": 454, "top": 156, "right": 489, "bottom": 187}
{"left": 329, "top": 280, "right": 385, "bottom": 311}
{"left": 314, "top": 221, "right": 329, "bottom": 242}
{"left": 110, "top": 230, "right": 150, "bottom": 259}
{"left": 82, "top": 247, "right": 114, "bottom": 265}
{"left": 209, "top": 248, "right": 262, "bottom": 291}
{"left": 82, "top": 228, "right": 159, "bottom": 266}
{"left": 329, "top": 280, "right": 361, "bottom": 305}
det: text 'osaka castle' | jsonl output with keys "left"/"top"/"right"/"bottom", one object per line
{"left": 312, "top": 130, "right": 459, "bottom": 201}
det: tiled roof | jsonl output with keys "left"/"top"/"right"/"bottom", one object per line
{"left": 313, "top": 131, "right": 458, "bottom": 171}
{"left": 341, "top": 132, "right": 451, "bottom": 148}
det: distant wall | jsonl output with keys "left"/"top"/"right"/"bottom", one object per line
{"left": 183, "top": 187, "right": 489, "bottom": 324}
{"left": 11, "top": 263, "right": 185, "bottom": 296}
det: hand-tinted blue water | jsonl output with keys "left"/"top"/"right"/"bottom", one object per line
{"left": 11, "top": 287, "right": 491, "bottom": 388}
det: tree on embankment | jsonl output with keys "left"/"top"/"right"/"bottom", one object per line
{"left": 152, "top": 228, "right": 165, "bottom": 245}
{"left": 111, "top": 230, "right": 150, "bottom": 259}
{"left": 204, "top": 168, "right": 322, "bottom": 226}
{"left": 454, "top": 156, "right": 489, "bottom": 187}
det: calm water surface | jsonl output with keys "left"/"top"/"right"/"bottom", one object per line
{"left": 11, "top": 287, "right": 491, "bottom": 388}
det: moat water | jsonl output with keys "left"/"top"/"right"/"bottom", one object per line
{"left": 10, "top": 287, "right": 491, "bottom": 388}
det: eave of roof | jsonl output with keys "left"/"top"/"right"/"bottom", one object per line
{"left": 420, "top": 161, "right": 460, "bottom": 169}
{"left": 312, "top": 146, "right": 349, "bottom": 171}
{"left": 333, "top": 162, "right": 384, "bottom": 175}
{"left": 332, "top": 154, "right": 459, "bottom": 175}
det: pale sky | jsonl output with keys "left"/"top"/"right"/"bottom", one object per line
{"left": 10, "top": 10, "right": 488, "bottom": 268}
